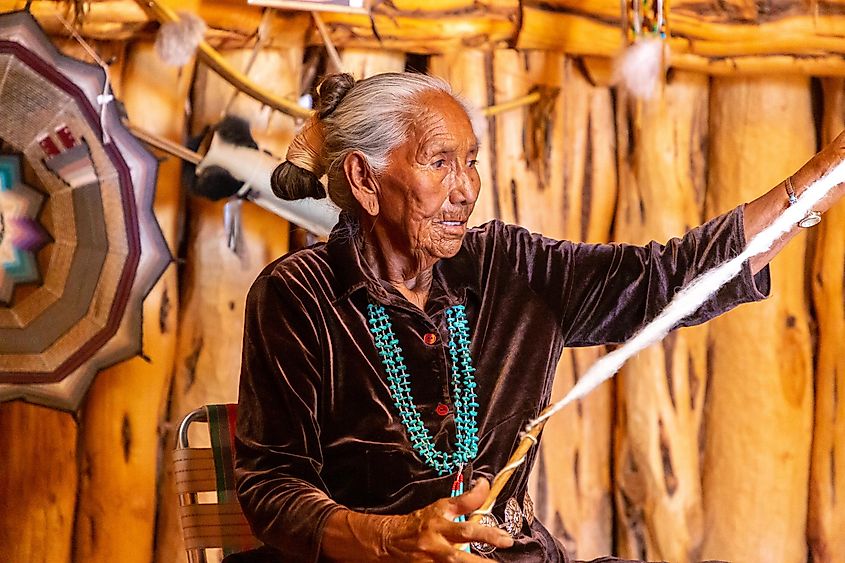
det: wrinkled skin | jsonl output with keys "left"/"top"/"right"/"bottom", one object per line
{"left": 343, "top": 90, "right": 480, "bottom": 309}
{"left": 384, "top": 479, "right": 514, "bottom": 562}
{"left": 322, "top": 478, "right": 514, "bottom": 562}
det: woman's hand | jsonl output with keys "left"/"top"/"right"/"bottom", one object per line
{"left": 321, "top": 478, "right": 514, "bottom": 562}
{"left": 744, "top": 128, "right": 845, "bottom": 273}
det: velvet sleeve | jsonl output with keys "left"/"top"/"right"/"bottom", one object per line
{"left": 497, "top": 205, "right": 770, "bottom": 346}
{"left": 234, "top": 270, "right": 341, "bottom": 561}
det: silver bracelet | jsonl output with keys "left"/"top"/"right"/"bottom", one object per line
{"left": 785, "top": 176, "right": 822, "bottom": 228}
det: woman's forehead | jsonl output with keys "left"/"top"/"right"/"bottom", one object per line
{"left": 409, "top": 91, "right": 476, "bottom": 151}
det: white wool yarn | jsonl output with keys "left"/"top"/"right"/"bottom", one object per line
{"left": 529, "top": 158, "right": 845, "bottom": 431}
{"left": 612, "top": 37, "right": 667, "bottom": 100}
{"left": 154, "top": 11, "right": 207, "bottom": 68}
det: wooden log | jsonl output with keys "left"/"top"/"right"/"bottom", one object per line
{"left": 533, "top": 57, "right": 616, "bottom": 561}
{"left": 71, "top": 39, "right": 190, "bottom": 563}
{"left": 340, "top": 48, "right": 405, "bottom": 80}
{"left": 489, "top": 49, "right": 542, "bottom": 227}
{"left": 470, "top": 51, "right": 616, "bottom": 558}
{"left": 701, "top": 76, "right": 815, "bottom": 563}
{"left": 154, "top": 37, "right": 304, "bottom": 562}
{"left": 13, "top": 0, "right": 845, "bottom": 75}
{"left": 0, "top": 37, "right": 130, "bottom": 563}
{"left": 429, "top": 50, "right": 497, "bottom": 226}
{"left": 808, "top": 77, "right": 845, "bottom": 563}
{"left": 0, "top": 402, "right": 78, "bottom": 563}
{"left": 613, "top": 71, "right": 710, "bottom": 563}
{"left": 313, "top": 0, "right": 518, "bottom": 55}
{"left": 517, "top": 1, "right": 845, "bottom": 56}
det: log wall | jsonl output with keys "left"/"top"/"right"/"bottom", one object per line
{"left": 1, "top": 9, "right": 845, "bottom": 563}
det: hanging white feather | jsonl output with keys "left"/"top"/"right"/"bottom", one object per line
{"left": 612, "top": 37, "right": 667, "bottom": 100}
{"left": 154, "top": 11, "right": 207, "bottom": 68}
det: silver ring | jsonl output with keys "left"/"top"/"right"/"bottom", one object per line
{"left": 798, "top": 210, "right": 821, "bottom": 228}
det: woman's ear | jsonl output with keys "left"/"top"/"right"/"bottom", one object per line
{"left": 343, "top": 151, "right": 380, "bottom": 217}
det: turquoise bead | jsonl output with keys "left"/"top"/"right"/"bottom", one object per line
{"left": 368, "top": 301, "right": 479, "bottom": 476}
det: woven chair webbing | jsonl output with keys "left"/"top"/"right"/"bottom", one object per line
{"left": 174, "top": 448, "right": 217, "bottom": 494}
{"left": 178, "top": 501, "right": 260, "bottom": 550}
{"left": 175, "top": 404, "right": 262, "bottom": 557}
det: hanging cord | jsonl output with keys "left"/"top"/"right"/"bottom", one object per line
{"left": 54, "top": 12, "right": 114, "bottom": 144}
{"left": 311, "top": 10, "right": 344, "bottom": 74}
{"left": 470, "top": 158, "right": 845, "bottom": 524}
{"left": 221, "top": 8, "right": 274, "bottom": 118}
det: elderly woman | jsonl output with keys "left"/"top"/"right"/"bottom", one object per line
{"left": 234, "top": 72, "right": 845, "bottom": 562}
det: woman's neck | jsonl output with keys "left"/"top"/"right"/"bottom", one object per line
{"left": 360, "top": 231, "right": 435, "bottom": 310}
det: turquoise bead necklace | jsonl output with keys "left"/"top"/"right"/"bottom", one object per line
{"left": 366, "top": 302, "right": 480, "bottom": 478}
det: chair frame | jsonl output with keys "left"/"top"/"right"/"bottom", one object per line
{"left": 174, "top": 405, "right": 261, "bottom": 563}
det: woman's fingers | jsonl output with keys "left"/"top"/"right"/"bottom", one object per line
{"left": 416, "top": 531, "right": 506, "bottom": 563}
{"left": 443, "top": 478, "right": 490, "bottom": 518}
{"left": 436, "top": 519, "right": 514, "bottom": 549}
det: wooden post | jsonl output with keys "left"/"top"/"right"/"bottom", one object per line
{"left": 702, "top": 76, "right": 815, "bottom": 563}
{"left": 532, "top": 56, "right": 616, "bottom": 560}
{"left": 0, "top": 38, "right": 124, "bottom": 563}
{"left": 456, "top": 50, "right": 616, "bottom": 559}
{"left": 808, "top": 78, "right": 845, "bottom": 563}
{"left": 70, "top": 40, "right": 190, "bottom": 563}
{"left": 155, "top": 16, "right": 306, "bottom": 562}
{"left": 613, "top": 72, "right": 710, "bottom": 563}
{"left": 0, "top": 402, "right": 78, "bottom": 563}
{"left": 340, "top": 48, "right": 405, "bottom": 79}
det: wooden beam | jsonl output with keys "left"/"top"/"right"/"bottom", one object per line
{"left": 311, "top": 2, "right": 518, "bottom": 55}
{"left": 10, "top": 0, "right": 845, "bottom": 75}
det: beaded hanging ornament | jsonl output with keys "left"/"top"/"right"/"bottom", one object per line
{"left": 614, "top": 0, "right": 670, "bottom": 100}
{"left": 367, "top": 303, "right": 480, "bottom": 477}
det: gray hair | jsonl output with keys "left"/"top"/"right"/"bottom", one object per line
{"left": 320, "top": 72, "right": 483, "bottom": 213}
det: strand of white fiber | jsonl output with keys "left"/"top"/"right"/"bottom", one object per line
{"left": 526, "top": 159, "right": 845, "bottom": 434}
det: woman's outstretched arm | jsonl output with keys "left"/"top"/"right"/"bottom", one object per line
{"left": 745, "top": 129, "right": 845, "bottom": 273}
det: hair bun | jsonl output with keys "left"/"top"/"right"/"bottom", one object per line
{"left": 317, "top": 73, "right": 355, "bottom": 119}
{"left": 271, "top": 161, "right": 327, "bottom": 201}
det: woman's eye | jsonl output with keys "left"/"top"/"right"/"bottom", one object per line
{"left": 433, "top": 159, "right": 446, "bottom": 169}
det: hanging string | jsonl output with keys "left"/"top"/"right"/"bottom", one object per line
{"left": 54, "top": 12, "right": 114, "bottom": 144}
{"left": 473, "top": 160, "right": 845, "bottom": 521}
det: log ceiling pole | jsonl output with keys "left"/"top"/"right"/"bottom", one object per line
{"left": 5, "top": 0, "right": 845, "bottom": 75}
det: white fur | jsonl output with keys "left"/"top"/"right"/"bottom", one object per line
{"left": 154, "top": 11, "right": 206, "bottom": 68}
{"left": 613, "top": 38, "right": 666, "bottom": 100}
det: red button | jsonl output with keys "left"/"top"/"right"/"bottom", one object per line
{"left": 435, "top": 403, "right": 449, "bottom": 416}
{"left": 423, "top": 332, "right": 438, "bottom": 345}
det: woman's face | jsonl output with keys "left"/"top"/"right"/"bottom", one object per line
{"left": 375, "top": 90, "right": 481, "bottom": 264}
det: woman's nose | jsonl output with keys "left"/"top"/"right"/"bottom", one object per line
{"left": 449, "top": 170, "right": 479, "bottom": 205}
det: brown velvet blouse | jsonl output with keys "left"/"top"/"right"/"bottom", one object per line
{"left": 234, "top": 206, "right": 770, "bottom": 562}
